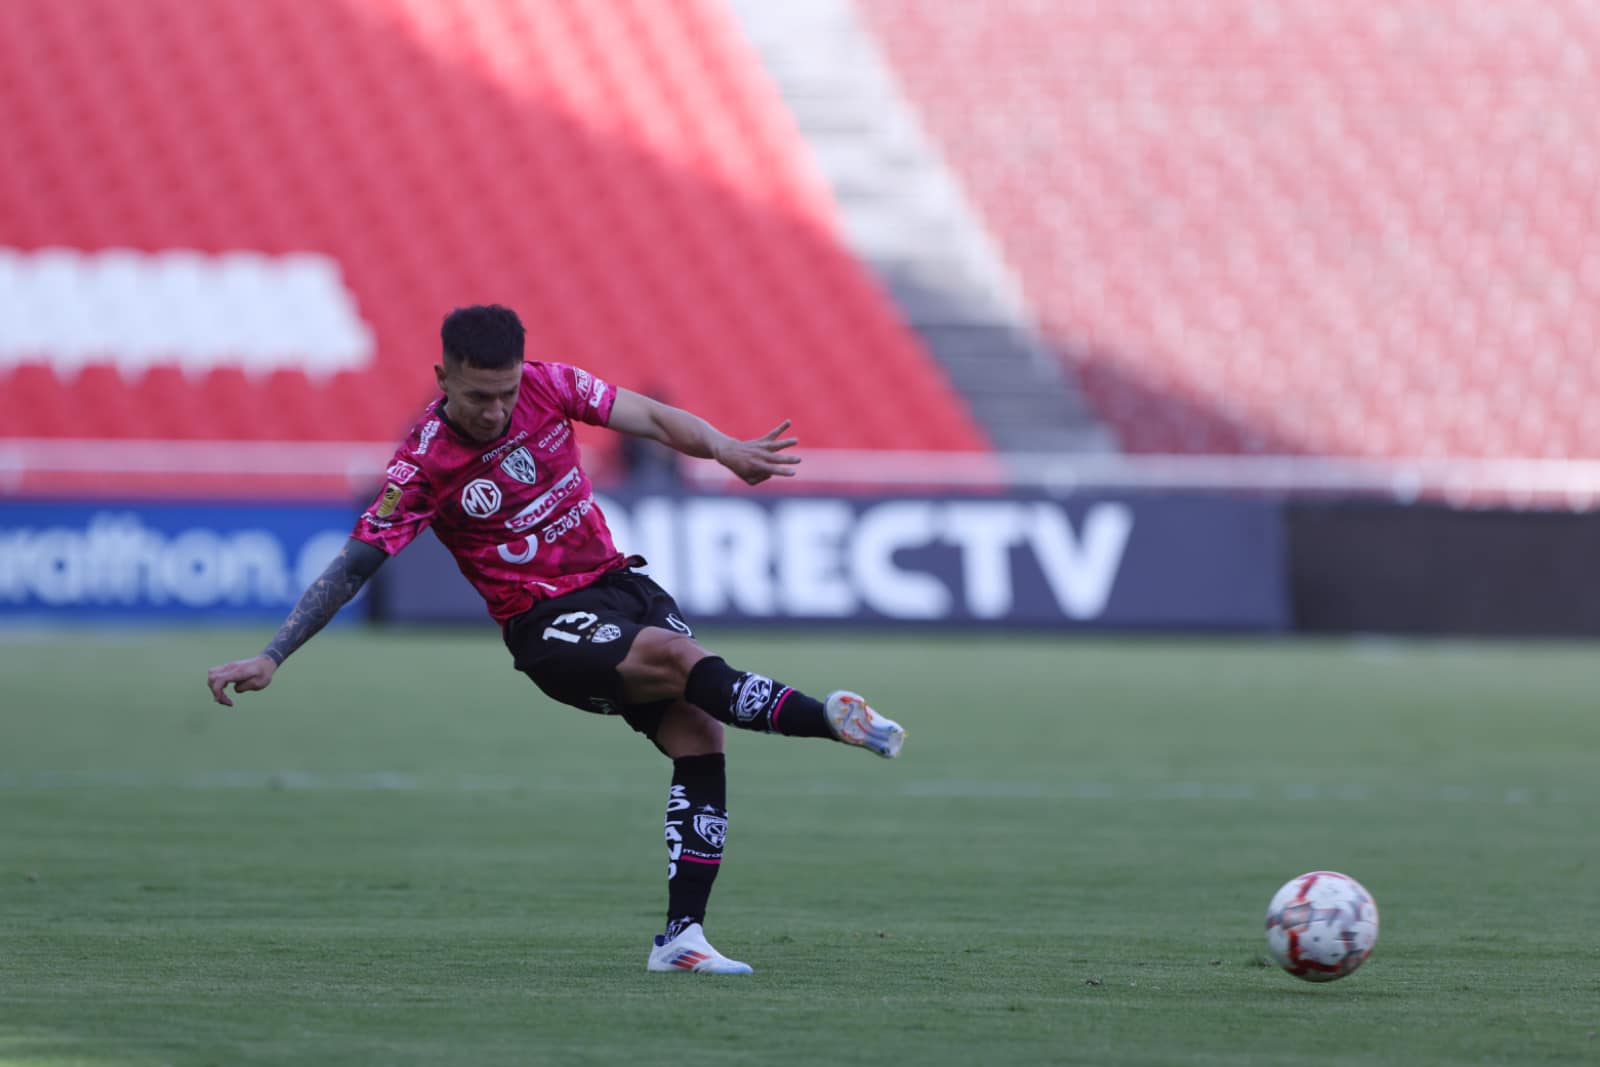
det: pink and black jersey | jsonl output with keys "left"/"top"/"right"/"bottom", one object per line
{"left": 353, "top": 362, "right": 627, "bottom": 623}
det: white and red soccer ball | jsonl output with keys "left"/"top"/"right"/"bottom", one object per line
{"left": 1264, "top": 870, "right": 1379, "bottom": 982}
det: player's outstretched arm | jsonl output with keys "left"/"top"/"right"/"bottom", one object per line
{"left": 205, "top": 538, "right": 389, "bottom": 706}
{"left": 608, "top": 388, "right": 799, "bottom": 486}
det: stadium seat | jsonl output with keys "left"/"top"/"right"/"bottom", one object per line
{"left": 0, "top": 0, "right": 988, "bottom": 498}
{"left": 857, "top": 0, "right": 1600, "bottom": 458}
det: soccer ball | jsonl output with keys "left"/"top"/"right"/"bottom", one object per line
{"left": 1264, "top": 870, "right": 1379, "bottom": 982}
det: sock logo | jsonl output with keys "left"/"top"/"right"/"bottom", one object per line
{"left": 692, "top": 812, "right": 728, "bottom": 850}
{"left": 732, "top": 673, "right": 773, "bottom": 724}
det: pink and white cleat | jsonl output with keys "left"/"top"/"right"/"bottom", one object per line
{"left": 646, "top": 923, "right": 754, "bottom": 975}
{"left": 824, "top": 691, "right": 906, "bottom": 759}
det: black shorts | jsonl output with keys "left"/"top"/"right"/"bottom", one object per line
{"left": 502, "top": 562, "right": 695, "bottom": 737}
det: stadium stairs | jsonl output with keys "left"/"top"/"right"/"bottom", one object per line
{"left": 724, "top": 0, "right": 1119, "bottom": 459}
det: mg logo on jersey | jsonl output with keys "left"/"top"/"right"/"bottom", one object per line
{"left": 499, "top": 446, "right": 539, "bottom": 485}
{"left": 461, "top": 478, "right": 502, "bottom": 518}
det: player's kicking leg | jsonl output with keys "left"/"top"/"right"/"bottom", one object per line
{"left": 822, "top": 690, "right": 906, "bottom": 759}
{"left": 683, "top": 657, "right": 907, "bottom": 758}
{"left": 592, "top": 571, "right": 907, "bottom": 758}
{"left": 621, "top": 634, "right": 907, "bottom": 758}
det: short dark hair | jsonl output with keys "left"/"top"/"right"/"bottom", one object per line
{"left": 440, "top": 305, "right": 525, "bottom": 369}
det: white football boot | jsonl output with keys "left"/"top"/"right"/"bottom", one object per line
{"left": 646, "top": 923, "right": 754, "bottom": 975}
{"left": 824, "top": 691, "right": 906, "bottom": 759}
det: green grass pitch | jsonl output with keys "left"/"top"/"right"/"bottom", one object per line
{"left": 2, "top": 628, "right": 1597, "bottom": 1065}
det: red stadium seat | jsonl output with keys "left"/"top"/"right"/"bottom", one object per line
{"left": 858, "top": 0, "right": 1600, "bottom": 459}
{"left": 0, "top": 0, "right": 988, "bottom": 498}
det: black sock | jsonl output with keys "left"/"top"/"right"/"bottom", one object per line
{"left": 684, "top": 657, "right": 833, "bottom": 738}
{"left": 665, "top": 752, "right": 727, "bottom": 934}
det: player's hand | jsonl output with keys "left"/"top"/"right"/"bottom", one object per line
{"left": 206, "top": 654, "right": 277, "bottom": 707}
{"left": 716, "top": 420, "right": 801, "bottom": 485}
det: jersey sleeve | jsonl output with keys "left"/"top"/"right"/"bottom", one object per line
{"left": 351, "top": 453, "right": 437, "bottom": 556}
{"left": 528, "top": 362, "right": 616, "bottom": 427}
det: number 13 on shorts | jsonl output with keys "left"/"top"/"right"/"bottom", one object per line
{"left": 542, "top": 611, "right": 599, "bottom": 643}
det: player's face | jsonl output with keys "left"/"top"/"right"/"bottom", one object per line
{"left": 436, "top": 360, "right": 522, "bottom": 442}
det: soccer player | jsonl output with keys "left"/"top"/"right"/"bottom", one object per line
{"left": 204, "top": 304, "right": 905, "bottom": 976}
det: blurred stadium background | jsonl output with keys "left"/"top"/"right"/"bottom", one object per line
{"left": 4, "top": 0, "right": 1599, "bottom": 635}
{"left": 6, "top": 4, "right": 1600, "bottom": 1064}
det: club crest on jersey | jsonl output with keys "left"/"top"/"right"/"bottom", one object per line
{"left": 461, "top": 478, "right": 502, "bottom": 518}
{"left": 499, "top": 446, "right": 539, "bottom": 485}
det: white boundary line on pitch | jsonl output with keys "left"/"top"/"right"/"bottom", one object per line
{"left": 0, "top": 770, "right": 1580, "bottom": 806}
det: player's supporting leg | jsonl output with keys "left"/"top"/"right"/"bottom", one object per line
{"left": 663, "top": 752, "right": 727, "bottom": 938}
{"left": 645, "top": 704, "right": 751, "bottom": 975}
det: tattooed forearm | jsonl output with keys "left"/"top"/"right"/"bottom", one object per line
{"left": 261, "top": 539, "right": 388, "bottom": 666}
